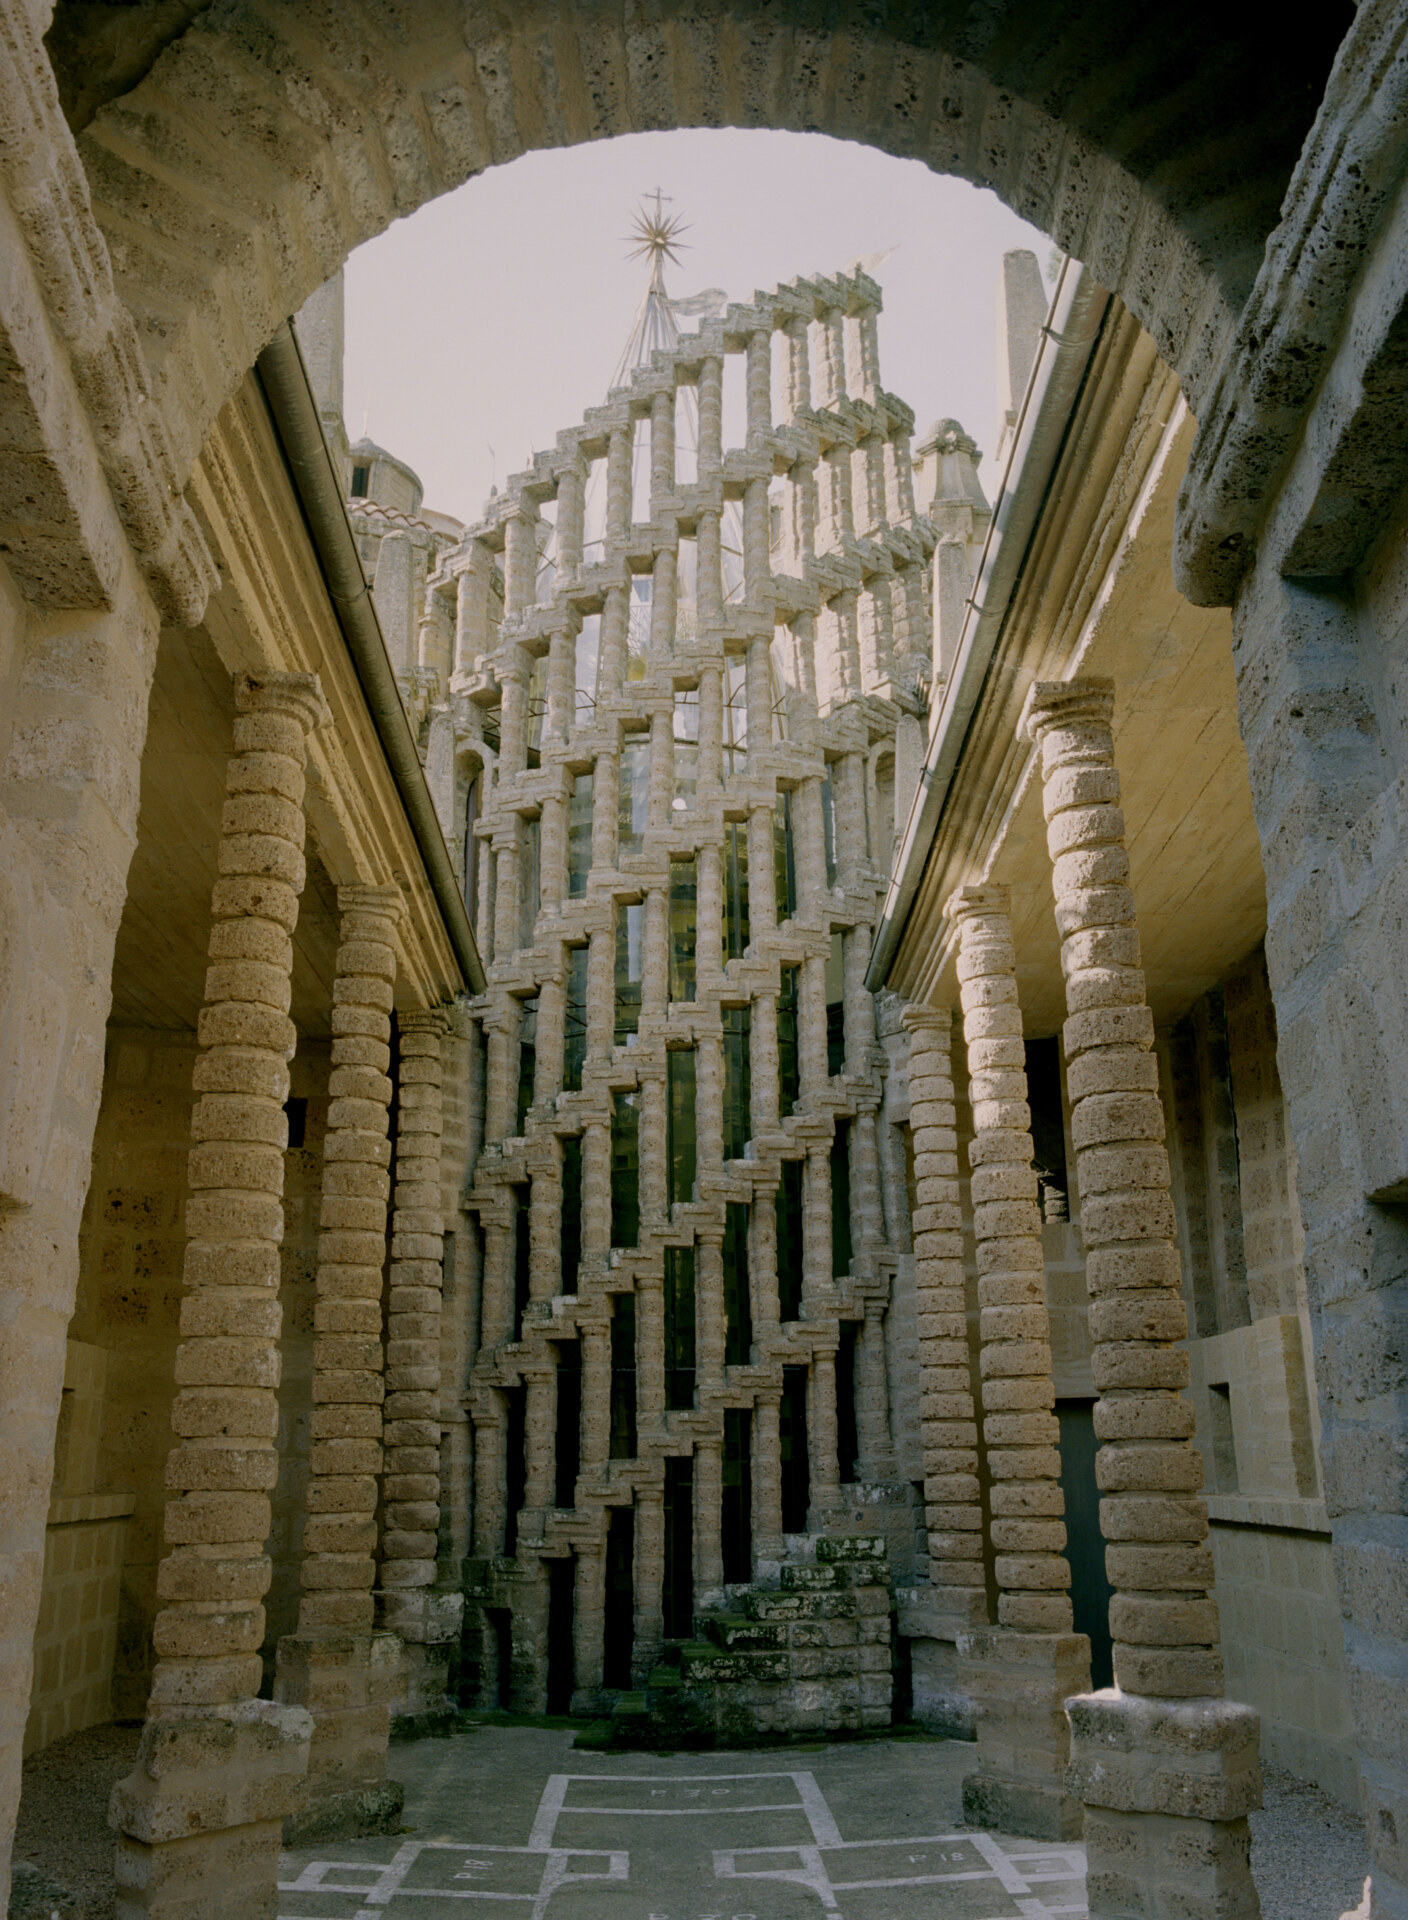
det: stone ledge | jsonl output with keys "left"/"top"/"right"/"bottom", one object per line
{"left": 1066, "top": 1690, "right": 1262, "bottom": 1822}
{"left": 1205, "top": 1494, "right": 1329, "bottom": 1534}
{"left": 48, "top": 1492, "right": 137, "bottom": 1526}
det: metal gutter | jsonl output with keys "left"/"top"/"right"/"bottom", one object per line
{"left": 865, "top": 258, "right": 1110, "bottom": 992}
{"left": 254, "top": 321, "right": 486, "bottom": 995}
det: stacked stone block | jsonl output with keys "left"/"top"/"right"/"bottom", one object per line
{"left": 274, "top": 885, "right": 404, "bottom": 1841}
{"left": 379, "top": 1010, "right": 462, "bottom": 1727}
{"left": 1025, "top": 681, "right": 1261, "bottom": 1920}
{"left": 453, "top": 264, "right": 935, "bottom": 1721}
{"left": 949, "top": 885, "right": 1089, "bottom": 1840}
{"left": 110, "top": 672, "right": 327, "bottom": 1920}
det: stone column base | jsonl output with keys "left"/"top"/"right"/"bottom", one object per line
{"left": 958, "top": 1627, "right": 1091, "bottom": 1841}
{"left": 895, "top": 1588, "right": 987, "bottom": 1739}
{"left": 274, "top": 1631, "right": 404, "bottom": 1841}
{"left": 108, "top": 1701, "right": 312, "bottom": 1920}
{"left": 1066, "top": 1690, "right": 1263, "bottom": 1920}
{"left": 379, "top": 1586, "right": 465, "bottom": 1734}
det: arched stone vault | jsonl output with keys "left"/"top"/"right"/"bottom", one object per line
{"left": 59, "top": 0, "right": 1349, "bottom": 558}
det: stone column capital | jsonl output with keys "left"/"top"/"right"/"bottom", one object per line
{"left": 1020, "top": 675, "right": 1115, "bottom": 745}
{"left": 337, "top": 881, "right": 405, "bottom": 923}
{"left": 234, "top": 668, "right": 330, "bottom": 733}
{"left": 945, "top": 882, "right": 1012, "bottom": 926}
{"left": 399, "top": 1004, "right": 450, "bottom": 1038}
{"left": 900, "top": 1001, "right": 952, "bottom": 1035}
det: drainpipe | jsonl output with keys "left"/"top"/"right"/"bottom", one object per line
{"left": 255, "top": 321, "right": 485, "bottom": 994}
{"left": 865, "top": 258, "right": 1109, "bottom": 993}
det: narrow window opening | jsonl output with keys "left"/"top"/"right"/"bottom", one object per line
{"left": 774, "top": 791, "right": 797, "bottom": 921}
{"left": 581, "top": 456, "right": 607, "bottom": 564}
{"left": 567, "top": 772, "right": 594, "bottom": 897}
{"left": 776, "top": 1159, "right": 804, "bottom": 1321}
{"left": 663, "top": 1244, "right": 697, "bottom": 1411}
{"left": 610, "top": 1091, "right": 640, "bottom": 1249}
{"left": 602, "top": 1506, "right": 635, "bottom": 1687}
{"left": 1027, "top": 1036, "right": 1070, "bottom": 1222}
{"left": 723, "top": 1201, "right": 752, "bottom": 1367}
{"left": 464, "top": 772, "right": 481, "bottom": 924}
{"left": 504, "top": 1386, "right": 526, "bottom": 1555}
{"left": 836, "top": 1320, "right": 859, "bottom": 1484}
{"left": 609, "top": 1292, "right": 637, "bottom": 1460}
{"left": 554, "top": 1340, "right": 581, "bottom": 1508}
{"left": 722, "top": 1408, "right": 752, "bottom": 1584}
{"left": 519, "top": 816, "right": 540, "bottom": 949}
{"left": 283, "top": 1097, "right": 307, "bottom": 1150}
{"left": 526, "top": 655, "right": 547, "bottom": 767}
{"left": 780, "top": 1367, "right": 810, "bottom": 1533}
{"left": 721, "top": 821, "right": 750, "bottom": 962}
{"left": 574, "top": 613, "right": 601, "bottom": 725}
{"left": 545, "top": 1556, "right": 575, "bottom": 1713}
{"left": 619, "top": 736, "right": 650, "bottom": 856}
{"left": 1209, "top": 1382, "right": 1239, "bottom": 1492}
{"left": 512, "top": 1183, "right": 531, "bottom": 1341}
{"left": 627, "top": 576, "right": 651, "bottom": 681}
{"left": 778, "top": 965, "right": 800, "bottom": 1118}
{"left": 663, "top": 1455, "right": 695, "bottom": 1639}
{"left": 515, "top": 997, "right": 538, "bottom": 1134}
{"left": 350, "top": 463, "right": 369, "bottom": 498}
{"left": 831, "top": 1119, "right": 852, "bottom": 1277}
{"left": 820, "top": 771, "right": 838, "bottom": 886}
{"left": 676, "top": 534, "right": 698, "bottom": 643}
{"left": 667, "top": 1049, "right": 697, "bottom": 1208}
{"left": 669, "top": 857, "right": 697, "bottom": 1002}
{"left": 723, "top": 657, "right": 748, "bottom": 775}
{"left": 563, "top": 948, "right": 588, "bottom": 1091}
{"left": 722, "top": 1006, "right": 751, "bottom": 1161}
{"left": 614, "top": 901, "right": 644, "bottom": 1048}
{"left": 560, "top": 1136, "right": 583, "bottom": 1292}
{"left": 825, "top": 932, "right": 845, "bottom": 1075}
{"left": 630, "top": 414, "right": 652, "bottom": 524}
{"left": 672, "top": 689, "right": 699, "bottom": 813}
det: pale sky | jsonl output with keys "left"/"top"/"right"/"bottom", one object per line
{"left": 342, "top": 129, "right": 1052, "bottom": 529}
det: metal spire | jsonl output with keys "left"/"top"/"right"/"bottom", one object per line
{"left": 611, "top": 190, "right": 692, "bottom": 391}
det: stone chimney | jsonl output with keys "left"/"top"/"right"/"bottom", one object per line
{"left": 995, "top": 249, "right": 1047, "bottom": 466}
{"left": 914, "top": 419, "right": 990, "bottom": 689}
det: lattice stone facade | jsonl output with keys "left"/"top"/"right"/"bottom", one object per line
{"left": 436, "top": 263, "right": 937, "bottom": 1728}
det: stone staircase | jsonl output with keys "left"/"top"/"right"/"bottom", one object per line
{"left": 610, "top": 1534, "right": 894, "bottom": 1742}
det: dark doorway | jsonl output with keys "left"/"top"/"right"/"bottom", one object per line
{"left": 836, "top": 1320, "right": 859, "bottom": 1484}
{"left": 722, "top": 1408, "right": 752, "bottom": 1583}
{"left": 488, "top": 1608, "right": 513, "bottom": 1709}
{"left": 1057, "top": 1400, "right": 1114, "bottom": 1689}
{"left": 504, "top": 1386, "right": 526, "bottom": 1557}
{"left": 554, "top": 1339, "right": 581, "bottom": 1508}
{"left": 546, "top": 1557, "right": 575, "bottom": 1714}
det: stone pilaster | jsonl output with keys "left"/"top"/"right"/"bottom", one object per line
{"left": 378, "top": 1008, "right": 462, "bottom": 1734}
{"left": 275, "top": 884, "right": 405, "bottom": 1843}
{"left": 1025, "top": 681, "right": 1261, "bottom": 1920}
{"left": 901, "top": 1003, "right": 984, "bottom": 1739}
{"left": 949, "top": 885, "right": 1089, "bottom": 1841}
{"left": 110, "top": 672, "right": 327, "bottom": 1920}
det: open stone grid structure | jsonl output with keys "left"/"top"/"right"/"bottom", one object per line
{"left": 441, "top": 263, "right": 934, "bottom": 1733}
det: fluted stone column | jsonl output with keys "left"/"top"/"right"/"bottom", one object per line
{"left": 901, "top": 1003, "right": 985, "bottom": 1739}
{"left": 378, "top": 1009, "right": 463, "bottom": 1733}
{"left": 949, "top": 885, "right": 1090, "bottom": 1841}
{"left": 110, "top": 673, "right": 327, "bottom": 1920}
{"left": 275, "top": 884, "right": 405, "bottom": 1843}
{"left": 1025, "top": 682, "right": 1261, "bottom": 1920}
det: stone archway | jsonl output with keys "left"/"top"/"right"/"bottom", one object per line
{"left": 60, "top": 0, "right": 1349, "bottom": 530}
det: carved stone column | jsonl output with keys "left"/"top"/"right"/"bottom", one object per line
{"left": 900, "top": 1003, "right": 984, "bottom": 1739}
{"left": 110, "top": 672, "right": 327, "bottom": 1919}
{"left": 275, "top": 884, "right": 405, "bottom": 1843}
{"left": 949, "top": 884, "right": 1090, "bottom": 1841}
{"left": 1025, "top": 681, "right": 1261, "bottom": 1919}
{"left": 378, "top": 1009, "right": 463, "bottom": 1734}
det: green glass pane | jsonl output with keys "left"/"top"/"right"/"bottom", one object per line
{"left": 614, "top": 900, "right": 644, "bottom": 1047}
{"left": 563, "top": 946, "right": 588, "bottom": 1091}
{"left": 663, "top": 1244, "right": 696, "bottom": 1411}
{"left": 667, "top": 1049, "right": 697, "bottom": 1208}
{"left": 668, "top": 858, "right": 697, "bottom": 1003}
{"left": 722, "top": 1005, "right": 751, "bottom": 1160}
{"left": 610, "top": 1091, "right": 640, "bottom": 1249}
{"left": 773, "top": 791, "right": 796, "bottom": 922}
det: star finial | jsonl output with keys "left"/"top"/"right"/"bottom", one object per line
{"left": 625, "top": 188, "right": 690, "bottom": 274}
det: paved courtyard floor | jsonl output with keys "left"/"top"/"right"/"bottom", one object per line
{"left": 279, "top": 1730, "right": 1084, "bottom": 1920}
